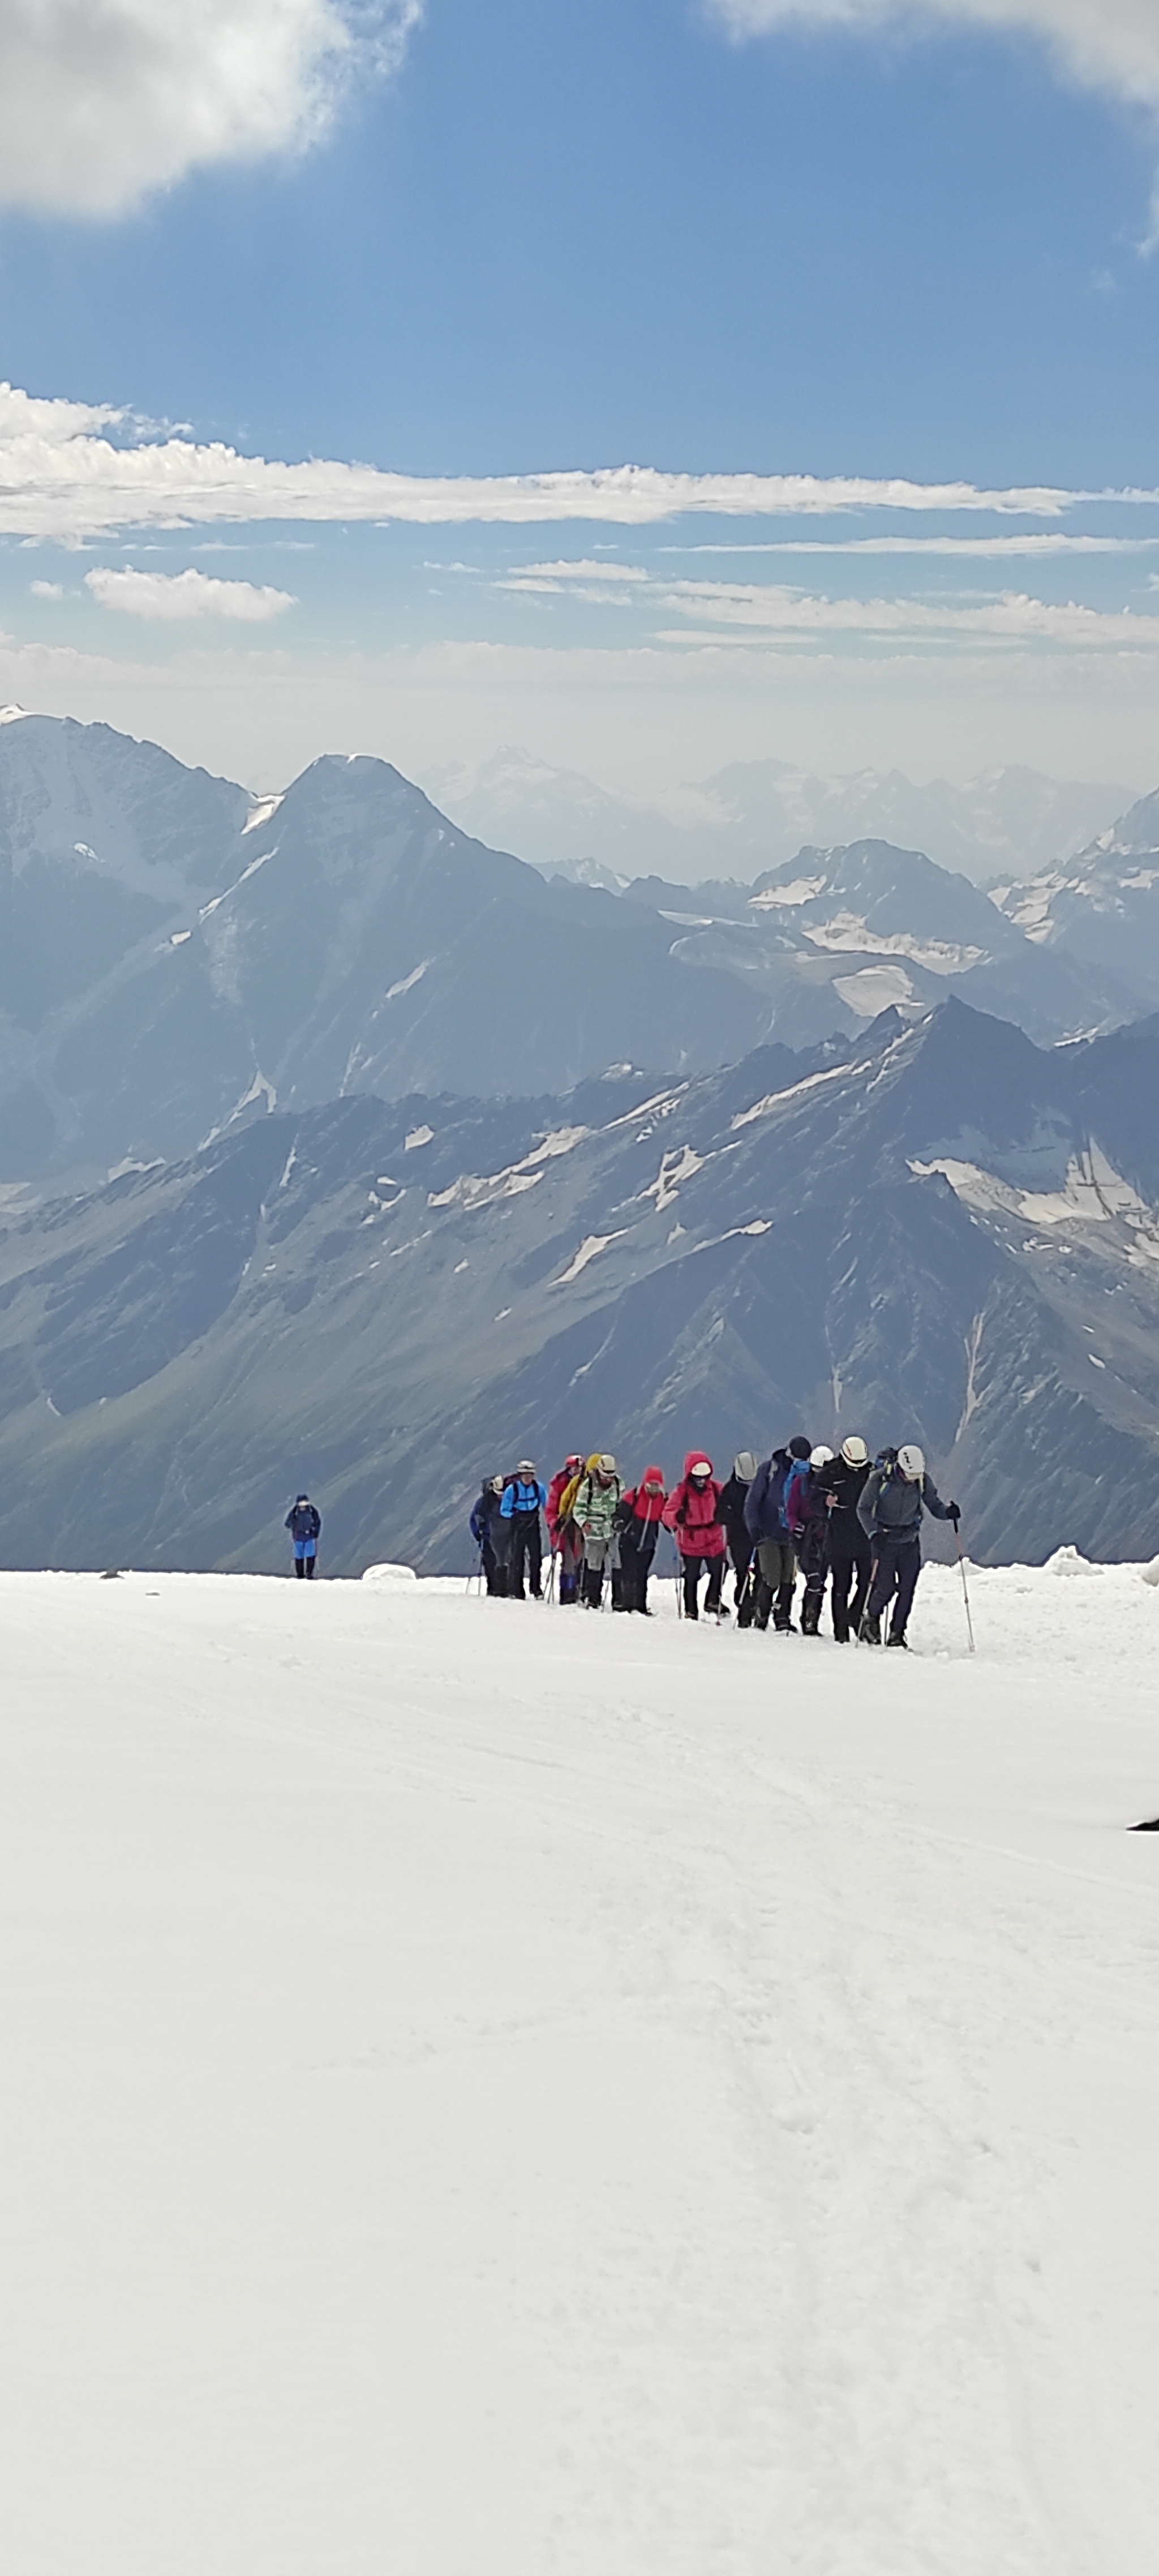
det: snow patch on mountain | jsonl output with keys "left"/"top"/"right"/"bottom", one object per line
{"left": 427, "top": 1169, "right": 544, "bottom": 1212}
{"left": 801, "top": 913, "right": 987, "bottom": 974}
{"left": 242, "top": 792, "right": 284, "bottom": 836}
{"left": 385, "top": 959, "right": 431, "bottom": 1001}
{"left": 832, "top": 965, "right": 916, "bottom": 1015}
{"left": 748, "top": 876, "right": 826, "bottom": 909}
{"left": 639, "top": 1143, "right": 708, "bottom": 1212}
{"left": 732, "top": 1061, "right": 855, "bottom": 1128}
{"left": 553, "top": 1231, "right": 629, "bottom": 1284}
{"left": 913, "top": 1141, "right": 1155, "bottom": 1237}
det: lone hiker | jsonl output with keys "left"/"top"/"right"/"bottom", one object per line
{"left": 286, "top": 1493, "right": 321, "bottom": 1579}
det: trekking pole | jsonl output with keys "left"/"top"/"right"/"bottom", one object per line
{"left": 466, "top": 1541, "right": 484, "bottom": 1597}
{"left": 547, "top": 1549, "right": 557, "bottom": 1605}
{"left": 673, "top": 1538, "right": 683, "bottom": 1619}
{"left": 954, "top": 1520, "right": 976, "bottom": 1656}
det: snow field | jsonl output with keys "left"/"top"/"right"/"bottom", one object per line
{"left": 1, "top": 1561, "right": 1158, "bottom": 2573}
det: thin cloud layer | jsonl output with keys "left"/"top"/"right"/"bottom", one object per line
{"left": 713, "top": 0, "right": 1159, "bottom": 110}
{"left": 0, "top": 385, "right": 1129, "bottom": 537}
{"left": 0, "top": 0, "right": 422, "bottom": 216}
{"left": 658, "top": 577, "right": 1159, "bottom": 645}
{"left": 84, "top": 565, "right": 296, "bottom": 621}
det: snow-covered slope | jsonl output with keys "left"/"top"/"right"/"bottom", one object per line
{"left": 4, "top": 1562, "right": 1158, "bottom": 2573}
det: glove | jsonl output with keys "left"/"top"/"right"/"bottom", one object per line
{"left": 948, "top": 1502, "right": 961, "bottom": 1525}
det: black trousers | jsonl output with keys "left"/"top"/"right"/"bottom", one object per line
{"left": 481, "top": 1537, "right": 506, "bottom": 1596}
{"left": 681, "top": 1553, "right": 723, "bottom": 1619}
{"left": 796, "top": 1522, "right": 828, "bottom": 1613}
{"left": 829, "top": 1530, "right": 872, "bottom": 1639}
{"left": 507, "top": 1516, "right": 542, "bottom": 1598}
{"left": 729, "top": 1544, "right": 756, "bottom": 1624}
{"left": 866, "top": 1534, "right": 921, "bottom": 1638}
{"left": 616, "top": 1535, "right": 657, "bottom": 1612}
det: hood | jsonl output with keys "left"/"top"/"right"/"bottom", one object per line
{"left": 682, "top": 1450, "right": 713, "bottom": 1479}
{"left": 641, "top": 1464, "right": 666, "bottom": 1488}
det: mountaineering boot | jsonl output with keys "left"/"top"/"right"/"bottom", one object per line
{"left": 886, "top": 1631, "right": 909, "bottom": 1649}
{"left": 800, "top": 1596, "right": 821, "bottom": 1637}
{"left": 858, "top": 1613, "right": 881, "bottom": 1645}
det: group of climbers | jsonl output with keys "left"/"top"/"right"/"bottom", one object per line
{"left": 469, "top": 1437, "right": 959, "bottom": 1644}
{"left": 742, "top": 1435, "right": 959, "bottom": 1645}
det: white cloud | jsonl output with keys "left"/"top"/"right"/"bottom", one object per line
{"left": 29, "top": 578, "right": 63, "bottom": 597}
{"left": 507, "top": 559, "right": 653, "bottom": 581}
{"left": 0, "top": 383, "right": 1138, "bottom": 539}
{"left": 0, "top": 0, "right": 422, "bottom": 216}
{"left": 668, "top": 534, "right": 1159, "bottom": 556}
{"left": 84, "top": 565, "right": 296, "bottom": 622}
{"left": 712, "top": 0, "right": 1159, "bottom": 110}
{"left": 658, "top": 578, "right": 1159, "bottom": 645}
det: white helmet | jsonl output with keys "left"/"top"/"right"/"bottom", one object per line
{"left": 809, "top": 1445, "right": 835, "bottom": 1469}
{"left": 733, "top": 1451, "right": 757, "bottom": 1482}
{"left": 897, "top": 1443, "right": 925, "bottom": 1482}
{"left": 840, "top": 1435, "right": 869, "bottom": 1468}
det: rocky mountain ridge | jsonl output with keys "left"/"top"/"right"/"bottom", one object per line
{"left": 0, "top": 712, "right": 1153, "bottom": 1184}
{"left": 1, "top": 997, "right": 1157, "bottom": 1574}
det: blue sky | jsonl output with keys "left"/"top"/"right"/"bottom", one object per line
{"left": 1, "top": 0, "right": 1158, "bottom": 796}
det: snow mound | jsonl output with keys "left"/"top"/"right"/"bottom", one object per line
{"left": 360, "top": 1561, "right": 418, "bottom": 1587}
{"left": 1044, "top": 1543, "right": 1104, "bottom": 1576}
{"left": 1141, "top": 1556, "right": 1159, "bottom": 1587}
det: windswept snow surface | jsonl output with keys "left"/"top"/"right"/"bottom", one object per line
{"left": 3, "top": 1563, "right": 1158, "bottom": 2573}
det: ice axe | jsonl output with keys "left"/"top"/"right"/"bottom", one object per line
{"left": 953, "top": 1517, "right": 976, "bottom": 1656}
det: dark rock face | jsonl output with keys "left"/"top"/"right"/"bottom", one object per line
{"left": 0, "top": 998, "right": 1158, "bottom": 1574}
